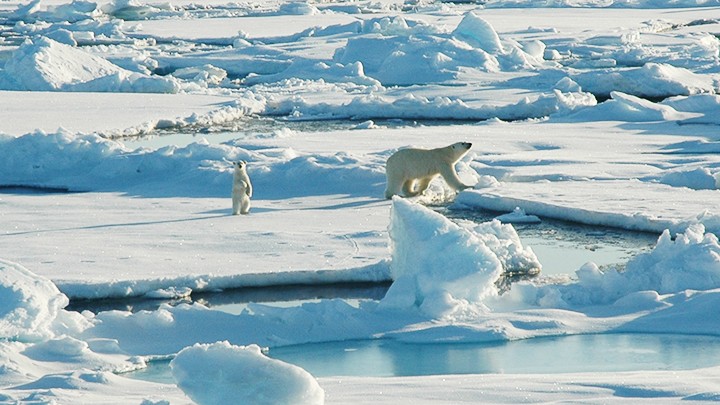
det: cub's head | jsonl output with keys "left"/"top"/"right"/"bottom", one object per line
{"left": 233, "top": 160, "right": 247, "bottom": 171}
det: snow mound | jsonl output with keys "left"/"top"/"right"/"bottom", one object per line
{"left": 243, "top": 60, "right": 381, "bottom": 87}
{"left": 11, "top": 0, "right": 100, "bottom": 23}
{"left": 0, "top": 129, "right": 384, "bottom": 198}
{"left": 619, "top": 224, "right": 720, "bottom": 295}
{"left": 572, "top": 63, "right": 716, "bottom": 99}
{"left": 664, "top": 94, "right": 720, "bottom": 114}
{"left": 452, "top": 12, "right": 504, "bottom": 54}
{"left": 334, "top": 35, "right": 498, "bottom": 85}
{"left": 659, "top": 167, "right": 718, "bottom": 190}
{"left": 171, "top": 341, "right": 325, "bottom": 405}
{"left": 563, "top": 91, "right": 693, "bottom": 122}
{"left": 277, "top": 1, "right": 320, "bottom": 15}
{"left": 0, "top": 37, "right": 179, "bottom": 93}
{"left": 0, "top": 259, "right": 68, "bottom": 341}
{"left": 332, "top": 11, "right": 544, "bottom": 86}
{"left": 381, "top": 198, "right": 540, "bottom": 317}
{"left": 464, "top": 219, "right": 543, "bottom": 275}
{"left": 270, "top": 90, "right": 595, "bottom": 121}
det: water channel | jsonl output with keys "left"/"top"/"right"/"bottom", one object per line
{"left": 107, "top": 206, "right": 677, "bottom": 383}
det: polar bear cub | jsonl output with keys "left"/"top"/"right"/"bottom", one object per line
{"left": 232, "top": 160, "right": 252, "bottom": 215}
{"left": 385, "top": 141, "right": 472, "bottom": 199}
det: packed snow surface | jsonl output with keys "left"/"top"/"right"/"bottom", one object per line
{"left": 1, "top": 0, "right": 720, "bottom": 403}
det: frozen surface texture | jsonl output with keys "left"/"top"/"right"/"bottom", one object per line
{"left": 1, "top": 0, "right": 720, "bottom": 403}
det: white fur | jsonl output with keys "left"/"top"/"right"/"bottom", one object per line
{"left": 384, "top": 141, "right": 472, "bottom": 199}
{"left": 232, "top": 161, "right": 252, "bottom": 215}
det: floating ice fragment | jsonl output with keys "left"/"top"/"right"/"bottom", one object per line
{"left": 170, "top": 65, "right": 227, "bottom": 86}
{"left": 495, "top": 207, "right": 542, "bottom": 224}
{"left": 352, "top": 120, "right": 378, "bottom": 129}
{"left": 171, "top": 341, "right": 324, "bottom": 405}
{"left": 144, "top": 287, "right": 192, "bottom": 300}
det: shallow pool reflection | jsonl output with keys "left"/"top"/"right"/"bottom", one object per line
{"left": 271, "top": 333, "right": 720, "bottom": 377}
{"left": 127, "top": 333, "right": 720, "bottom": 384}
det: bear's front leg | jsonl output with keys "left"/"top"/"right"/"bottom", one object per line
{"left": 439, "top": 165, "right": 469, "bottom": 192}
{"left": 384, "top": 173, "right": 403, "bottom": 198}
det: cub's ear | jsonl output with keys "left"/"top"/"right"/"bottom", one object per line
{"left": 241, "top": 160, "right": 247, "bottom": 165}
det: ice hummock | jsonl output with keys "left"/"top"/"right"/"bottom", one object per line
{"left": 381, "top": 198, "right": 540, "bottom": 318}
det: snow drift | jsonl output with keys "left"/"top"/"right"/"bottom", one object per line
{"left": 0, "top": 37, "right": 179, "bottom": 93}
{"left": 0, "top": 260, "right": 70, "bottom": 342}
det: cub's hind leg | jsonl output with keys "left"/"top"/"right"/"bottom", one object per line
{"left": 240, "top": 197, "right": 251, "bottom": 215}
{"left": 232, "top": 194, "right": 241, "bottom": 215}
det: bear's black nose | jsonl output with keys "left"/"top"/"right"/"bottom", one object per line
{"left": 465, "top": 142, "right": 472, "bottom": 148}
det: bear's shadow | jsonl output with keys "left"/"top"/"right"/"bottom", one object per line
{"left": 199, "top": 198, "right": 386, "bottom": 216}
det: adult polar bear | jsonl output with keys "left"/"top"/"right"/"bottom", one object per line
{"left": 385, "top": 141, "right": 473, "bottom": 199}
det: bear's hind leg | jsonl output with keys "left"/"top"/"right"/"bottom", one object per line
{"left": 414, "top": 176, "right": 435, "bottom": 195}
{"left": 402, "top": 179, "right": 420, "bottom": 197}
{"left": 240, "top": 198, "right": 251, "bottom": 215}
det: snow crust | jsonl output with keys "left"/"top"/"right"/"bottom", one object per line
{"left": 1, "top": 0, "right": 720, "bottom": 403}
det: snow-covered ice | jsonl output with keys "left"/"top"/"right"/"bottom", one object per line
{"left": 1, "top": 0, "right": 720, "bottom": 403}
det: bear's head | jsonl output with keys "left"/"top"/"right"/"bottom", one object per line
{"left": 449, "top": 142, "right": 472, "bottom": 159}
{"left": 452, "top": 142, "right": 472, "bottom": 151}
